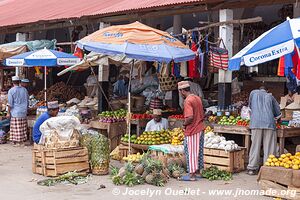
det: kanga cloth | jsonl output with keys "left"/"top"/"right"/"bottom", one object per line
{"left": 184, "top": 131, "right": 204, "bottom": 174}
{"left": 9, "top": 117, "right": 27, "bottom": 142}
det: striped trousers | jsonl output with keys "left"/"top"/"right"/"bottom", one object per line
{"left": 184, "top": 131, "right": 204, "bottom": 174}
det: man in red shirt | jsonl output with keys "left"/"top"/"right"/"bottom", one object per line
{"left": 178, "top": 81, "right": 205, "bottom": 181}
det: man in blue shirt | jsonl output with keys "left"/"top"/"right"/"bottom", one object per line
{"left": 247, "top": 86, "right": 281, "bottom": 175}
{"left": 33, "top": 101, "right": 59, "bottom": 144}
{"left": 113, "top": 74, "right": 129, "bottom": 98}
{"left": 7, "top": 76, "right": 29, "bottom": 146}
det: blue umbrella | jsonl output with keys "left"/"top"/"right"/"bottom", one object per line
{"left": 229, "top": 17, "right": 300, "bottom": 71}
{"left": 5, "top": 48, "right": 80, "bottom": 100}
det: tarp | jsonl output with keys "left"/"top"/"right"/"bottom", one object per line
{"left": 0, "top": 39, "right": 56, "bottom": 60}
{"left": 57, "top": 52, "right": 142, "bottom": 76}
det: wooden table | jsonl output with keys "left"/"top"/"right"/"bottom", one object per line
{"left": 213, "top": 125, "right": 251, "bottom": 157}
{"left": 277, "top": 127, "right": 300, "bottom": 155}
{"left": 214, "top": 125, "right": 300, "bottom": 156}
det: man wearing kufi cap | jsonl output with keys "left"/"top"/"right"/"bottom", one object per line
{"left": 7, "top": 76, "right": 29, "bottom": 146}
{"left": 178, "top": 81, "right": 205, "bottom": 181}
{"left": 179, "top": 77, "right": 204, "bottom": 109}
{"left": 21, "top": 79, "right": 30, "bottom": 88}
{"left": 145, "top": 109, "right": 168, "bottom": 132}
{"left": 33, "top": 101, "right": 59, "bottom": 144}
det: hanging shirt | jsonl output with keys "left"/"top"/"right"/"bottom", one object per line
{"left": 145, "top": 118, "right": 168, "bottom": 132}
{"left": 188, "top": 42, "right": 200, "bottom": 78}
{"left": 113, "top": 80, "right": 128, "bottom": 97}
{"left": 33, "top": 112, "right": 51, "bottom": 144}
{"left": 8, "top": 86, "right": 28, "bottom": 118}
{"left": 249, "top": 89, "right": 281, "bottom": 130}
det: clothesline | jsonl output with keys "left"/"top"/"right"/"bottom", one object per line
{"left": 173, "top": 16, "right": 263, "bottom": 37}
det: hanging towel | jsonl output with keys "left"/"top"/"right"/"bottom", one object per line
{"left": 180, "top": 62, "right": 188, "bottom": 77}
{"left": 277, "top": 56, "right": 285, "bottom": 76}
{"left": 198, "top": 48, "right": 204, "bottom": 78}
{"left": 188, "top": 42, "right": 200, "bottom": 78}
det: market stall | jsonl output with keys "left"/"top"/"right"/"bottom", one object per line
{"left": 58, "top": 21, "right": 196, "bottom": 154}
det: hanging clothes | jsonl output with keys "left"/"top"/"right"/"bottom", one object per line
{"left": 188, "top": 42, "right": 200, "bottom": 78}
{"left": 180, "top": 62, "right": 188, "bottom": 77}
{"left": 198, "top": 48, "right": 205, "bottom": 78}
{"left": 173, "top": 63, "right": 181, "bottom": 78}
{"left": 277, "top": 56, "right": 285, "bottom": 76}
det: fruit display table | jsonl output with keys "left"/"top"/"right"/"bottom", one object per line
{"left": 213, "top": 125, "right": 251, "bottom": 157}
{"left": 277, "top": 127, "right": 300, "bottom": 155}
{"left": 90, "top": 120, "right": 127, "bottom": 151}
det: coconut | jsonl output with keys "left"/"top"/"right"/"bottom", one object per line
{"left": 162, "top": 168, "right": 170, "bottom": 177}
{"left": 134, "top": 164, "right": 144, "bottom": 175}
{"left": 157, "top": 155, "right": 167, "bottom": 167}
{"left": 142, "top": 171, "right": 149, "bottom": 179}
{"left": 172, "top": 170, "right": 181, "bottom": 178}
{"left": 145, "top": 174, "right": 155, "bottom": 184}
{"left": 118, "top": 167, "right": 126, "bottom": 177}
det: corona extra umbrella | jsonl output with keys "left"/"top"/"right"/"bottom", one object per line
{"left": 229, "top": 17, "right": 300, "bottom": 71}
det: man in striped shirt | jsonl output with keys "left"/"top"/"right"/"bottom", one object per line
{"left": 178, "top": 81, "right": 205, "bottom": 181}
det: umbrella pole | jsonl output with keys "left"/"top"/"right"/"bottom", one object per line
{"left": 44, "top": 66, "right": 47, "bottom": 102}
{"left": 127, "top": 60, "right": 134, "bottom": 155}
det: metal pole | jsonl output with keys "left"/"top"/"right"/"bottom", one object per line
{"left": 44, "top": 66, "right": 47, "bottom": 102}
{"left": 127, "top": 60, "right": 134, "bottom": 154}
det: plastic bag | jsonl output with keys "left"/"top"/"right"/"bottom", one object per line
{"left": 39, "top": 116, "right": 81, "bottom": 145}
{"left": 241, "top": 106, "right": 251, "bottom": 120}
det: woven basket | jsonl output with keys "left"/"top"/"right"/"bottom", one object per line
{"left": 92, "top": 165, "right": 109, "bottom": 175}
{"left": 158, "top": 75, "right": 180, "bottom": 91}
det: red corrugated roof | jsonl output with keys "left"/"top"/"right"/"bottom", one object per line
{"left": 0, "top": 0, "right": 208, "bottom": 28}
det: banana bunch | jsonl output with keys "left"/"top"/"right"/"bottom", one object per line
{"left": 122, "top": 152, "right": 143, "bottom": 163}
{"left": 205, "top": 126, "right": 213, "bottom": 133}
{"left": 169, "top": 128, "right": 184, "bottom": 145}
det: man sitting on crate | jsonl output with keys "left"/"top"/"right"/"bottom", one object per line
{"left": 33, "top": 101, "right": 59, "bottom": 144}
{"left": 247, "top": 86, "right": 281, "bottom": 175}
{"left": 145, "top": 109, "right": 168, "bottom": 132}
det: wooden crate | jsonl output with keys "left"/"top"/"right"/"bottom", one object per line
{"left": 32, "top": 145, "right": 90, "bottom": 177}
{"left": 203, "top": 147, "right": 245, "bottom": 173}
{"left": 259, "top": 180, "right": 300, "bottom": 200}
{"left": 119, "top": 144, "right": 139, "bottom": 158}
{"left": 258, "top": 166, "right": 300, "bottom": 199}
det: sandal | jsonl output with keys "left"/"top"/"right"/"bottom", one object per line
{"left": 178, "top": 175, "right": 199, "bottom": 181}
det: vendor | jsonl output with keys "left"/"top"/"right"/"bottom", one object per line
{"left": 113, "top": 74, "right": 129, "bottom": 98}
{"left": 179, "top": 78, "right": 205, "bottom": 109}
{"left": 145, "top": 109, "right": 168, "bottom": 132}
{"left": 32, "top": 101, "right": 59, "bottom": 144}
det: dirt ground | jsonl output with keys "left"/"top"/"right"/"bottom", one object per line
{"left": 0, "top": 144, "right": 272, "bottom": 200}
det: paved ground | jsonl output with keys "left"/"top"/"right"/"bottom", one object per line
{"left": 0, "top": 144, "right": 272, "bottom": 200}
